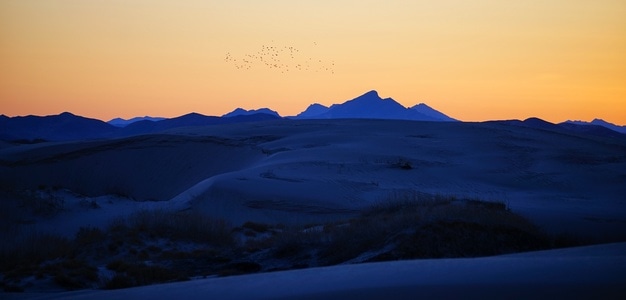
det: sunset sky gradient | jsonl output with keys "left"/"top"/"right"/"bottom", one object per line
{"left": 1, "top": 1, "right": 625, "bottom": 123}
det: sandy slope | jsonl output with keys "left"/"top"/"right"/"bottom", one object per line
{"left": 0, "top": 134, "right": 266, "bottom": 201}
{"left": 1, "top": 119, "right": 625, "bottom": 241}
{"left": 16, "top": 242, "right": 626, "bottom": 300}
{"left": 166, "top": 119, "right": 626, "bottom": 240}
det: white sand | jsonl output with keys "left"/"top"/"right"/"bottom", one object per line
{"left": 1, "top": 119, "right": 625, "bottom": 241}
{"left": 16, "top": 242, "right": 626, "bottom": 300}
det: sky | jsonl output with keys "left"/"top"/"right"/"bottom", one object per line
{"left": 1, "top": 0, "right": 625, "bottom": 124}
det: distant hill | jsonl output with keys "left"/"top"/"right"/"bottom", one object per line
{"left": 222, "top": 108, "right": 281, "bottom": 118}
{"left": 296, "top": 103, "right": 330, "bottom": 118}
{"left": 5, "top": 93, "right": 623, "bottom": 143}
{"left": 562, "top": 119, "right": 626, "bottom": 134}
{"left": 118, "top": 112, "right": 280, "bottom": 136}
{"left": 293, "top": 90, "right": 457, "bottom": 122}
{"left": 410, "top": 103, "right": 457, "bottom": 122}
{"left": 118, "top": 113, "right": 221, "bottom": 136}
{"left": 0, "top": 112, "right": 282, "bottom": 142}
{"left": 0, "top": 112, "right": 117, "bottom": 142}
{"left": 108, "top": 116, "right": 166, "bottom": 127}
{"left": 490, "top": 117, "right": 625, "bottom": 139}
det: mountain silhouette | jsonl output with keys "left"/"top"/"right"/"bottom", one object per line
{"left": 489, "top": 117, "right": 625, "bottom": 139}
{"left": 0, "top": 111, "right": 282, "bottom": 142}
{"left": 562, "top": 119, "right": 626, "bottom": 134}
{"left": 294, "top": 90, "right": 457, "bottom": 121}
{"left": 118, "top": 112, "right": 280, "bottom": 137}
{"left": 222, "top": 108, "right": 281, "bottom": 118}
{"left": 108, "top": 116, "right": 166, "bottom": 127}
{"left": 5, "top": 91, "right": 623, "bottom": 143}
{"left": 296, "top": 103, "right": 330, "bottom": 118}
{"left": 0, "top": 112, "right": 117, "bottom": 142}
{"left": 410, "top": 103, "right": 457, "bottom": 122}
{"left": 117, "top": 113, "right": 220, "bottom": 136}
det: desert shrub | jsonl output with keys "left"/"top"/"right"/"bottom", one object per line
{"left": 103, "top": 274, "right": 135, "bottom": 290}
{"left": 26, "top": 259, "right": 100, "bottom": 290}
{"left": 15, "top": 190, "right": 64, "bottom": 216}
{"left": 79, "top": 198, "right": 100, "bottom": 209}
{"left": 124, "top": 209, "right": 233, "bottom": 246}
{"left": 389, "top": 158, "right": 413, "bottom": 170}
{"left": 319, "top": 220, "right": 389, "bottom": 265}
{"left": 272, "top": 233, "right": 307, "bottom": 258}
{"left": 53, "top": 273, "right": 85, "bottom": 290}
{"left": 315, "top": 192, "right": 549, "bottom": 264}
{"left": 145, "top": 245, "right": 162, "bottom": 253}
{"left": 106, "top": 260, "right": 131, "bottom": 272}
{"left": 466, "top": 199, "right": 507, "bottom": 210}
{"left": 103, "top": 184, "right": 133, "bottom": 199}
{"left": 382, "top": 221, "right": 550, "bottom": 260}
{"left": 218, "top": 262, "right": 262, "bottom": 277}
{"left": 362, "top": 191, "right": 453, "bottom": 217}
{"left": 74, "top": 226, "right": 106, "bottom": 247}
{"left": 137, "top": 249, "right": 149, "bottom": 260}
{"left": 104, "top": 261, "right": 186, "bottom": 289}
{"left": 0, "top": 229, "right": 72, "bottom": 271}
{"left": 242, "top": 222, "right": 271, "bottom": 233}
{"left": 2, "top": 282, "right": 24, "bottom": 293}
{"left": 108, "top": 217, "right": 129, "bottom": 233}
{"left": 269, "top": 226, "right": 324, "bottom": 259}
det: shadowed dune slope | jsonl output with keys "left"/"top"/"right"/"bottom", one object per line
{"left": 21, "top": 242, "right": 626, "bottom": 300}
{"left": 0, "top": 134, "right": 269, "bottom": 201}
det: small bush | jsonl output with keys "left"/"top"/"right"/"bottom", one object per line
{"left": 2, "top": 283, "right": 24, "bottom": 293}
{"left": 104, "top": 274, "right": 135, "bottom": 290}
{"left": 54, "top": 274, "right": 84, "bottom": 290}
{"left": 218, "top": 262, "right": 262, "bottom": 277}
{"left": 389, "top": 158, "right": 413, "bottom": 170}
{"left": 105, "top": 260, "right": 187, "bottom": 288}
{"left": 124, "top": 209, "right": 233, "bottom": 246}
{"left": 316, "top": 192, "right": 549, "bottom": 264}
{"left": 242, "top": 222, "right": 271, "bottom": 233}
{"left": 106, "top": 260, "right": 131, "bottom": 272}
{"left": 75, "top": 226, "right": 106, "bottom": 247}
{"left": 16, "top": 190, "right": 64, "bottom": 216}
{"left": 0, "top": 230, "right": 73, "bottom": 271}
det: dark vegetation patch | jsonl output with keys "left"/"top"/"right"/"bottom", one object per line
{"left": 9, "top": 138, "right": 48, "bottom": 145}
{"left": 0, "top": 193, "right": 591, "bottom": 292}
{"left": 104, "top": 260, "right": 186, "bottom": 289}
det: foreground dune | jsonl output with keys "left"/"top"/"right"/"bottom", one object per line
{"left": 15, "top": 242, "right": 626, "bottom": 300}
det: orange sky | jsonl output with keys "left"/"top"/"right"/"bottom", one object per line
{"left": 1, "top": 1, "right": 625, "bottom": 124}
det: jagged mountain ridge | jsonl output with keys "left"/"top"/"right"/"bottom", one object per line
{"left": 108, "top": 116, "right": 166, "bottom": 127}
{"left": 563, "top": 119, "right": 626, "bottom": 134}
{"left": 3, "top": 90, "right": 624, "bottom": 142}
{"left": 294, "top": 90, "right": 456, "bottom": 121}
{"left": 222, "top": 108, "right": 280, "bottom": 118}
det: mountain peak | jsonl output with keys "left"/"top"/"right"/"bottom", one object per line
{"left": 410, "top": 103, "right": 457, "bottom": 122}
{"left": 222, "top": 108, "right": 280, "bottom": 118}
{"left": 350, "top": 90, "right": 385, "bottom": 103}
{"left": 412, "top": 103, "right": 430, "bottom": 108}
{"left": 107, "top": 116, "right": 166, "bottom": 127}
{"left": 294, "top": 90, "right": 457, "bottom": 122}
{"left": 571, "top": 118, "right": 626, "bottom": 134}
{"left": 362, "top": 90, "right": 379, "bottom": 98}
{"left": 296, "top": 103, "right": 329, "bottom": 118}
{"left": 58, "top": 112, "right": 76, "bottom": 117}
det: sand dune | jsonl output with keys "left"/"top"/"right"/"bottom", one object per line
{"left": 1, "top": 119, "right": 625, "bottom": 241}
{"left": 19, "top": 242, "right": 626, "bottom": 300}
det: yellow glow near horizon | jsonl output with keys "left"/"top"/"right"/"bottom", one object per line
{"left": 1, "top": 1, "right": 625, "bottom": 124}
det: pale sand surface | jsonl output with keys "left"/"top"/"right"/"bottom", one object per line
{"left": 14, "top": 242, "right": 626, "bottom": 300}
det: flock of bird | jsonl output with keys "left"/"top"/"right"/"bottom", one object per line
{"left": 225, "top": 42, "right": 335, "bottom": 74}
